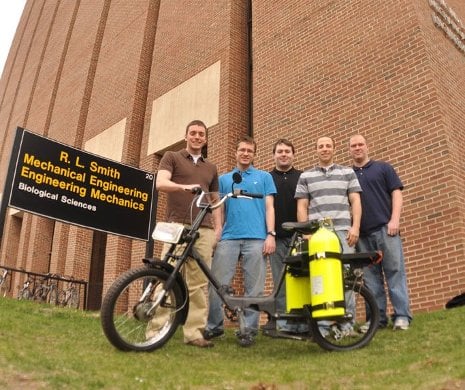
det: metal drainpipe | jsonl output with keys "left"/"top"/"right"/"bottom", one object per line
{"left": 247, "top": 0, "right": 253, "bottom": 137}
{"left": 144, "top": 1, "right": 162, "bottom": 259}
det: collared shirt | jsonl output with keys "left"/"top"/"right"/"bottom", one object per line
{"left": 353, "top": 159, "right": 403, "bottom": 236}
{"left": 295, "top": 164, "right": 361, "bottom": 231}
{"left": 158, "top": 149, "right": 218, "bottom": 227}
{"left": 220, "top": 166, "right": 277, "bottom": 240}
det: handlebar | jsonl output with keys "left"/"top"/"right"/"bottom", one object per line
{"left": 195, "top": 190, "right": 264, "bottom": 209}
{"left": 190, "top": 187, "right": 202, "bottom": 195}
{"left": 232, "top": 189, "right": 263, "bottom": 199}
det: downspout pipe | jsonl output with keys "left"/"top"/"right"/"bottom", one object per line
{"left": 143, "top": 1, "right": 161, "bottom": 259}
{"left": 247, "top": 0, "right": 253, "bottom": 137}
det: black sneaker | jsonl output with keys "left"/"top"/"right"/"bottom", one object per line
{"left": 203, "top": 329, "right": 225, "bottom": 340}
{"left": 237, "top": 333, "right": 255, "bottom": 347}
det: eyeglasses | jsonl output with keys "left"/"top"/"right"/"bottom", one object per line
{"left": 237, "top": 148, "right": 255, "bottom": 154}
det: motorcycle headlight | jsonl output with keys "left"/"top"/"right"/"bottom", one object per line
{"left": 151, "top": 222, "right": 185, "bottom": 244}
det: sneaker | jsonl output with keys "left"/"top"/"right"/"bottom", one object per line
{"left": 237, "top": 333, "right": 255, "bottom": 347}
{"left": 393, "top": 318, "right": 409, "bottom": 330}
{"left": 186, "top": 338, "right": 214, "bottom": 348}
{"left": 341, "top": 328, "right": 360, "bottom": 338}
{"left": 359, "top": 321, "right": 370, "bottom": 334}
{"left": 203, "top": 328, "right": 225, "bottom": 340}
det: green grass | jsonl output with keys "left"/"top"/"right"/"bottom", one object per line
{"left": 0, "top": 298, "right": 464, "bottom": 389}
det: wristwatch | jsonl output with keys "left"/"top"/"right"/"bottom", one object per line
{"left": 267, "top": 231, "right": 276, "bottom": 237}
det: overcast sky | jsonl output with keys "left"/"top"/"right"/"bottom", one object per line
{"left": 0, "top": 1, "right": 27, "bottom": 76}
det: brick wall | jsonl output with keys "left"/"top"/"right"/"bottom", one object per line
{"left": 0, "top": 0, "right": 464, "bottom": 315}
{"left": 252, "top": 0, "right": 465, "bottom": 312}
{"left": 410, "top": 0, "right": 465, "bottom": 308}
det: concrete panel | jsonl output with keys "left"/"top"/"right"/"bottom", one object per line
{"left": 148, "top": 61, "right": 220, "bottom": 155}
{"left": 84, "top": 118, "right": 126, "bottom": 162}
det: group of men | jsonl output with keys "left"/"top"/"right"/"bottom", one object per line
{"left": 155, "top": 119, "right": 412, "bottom": 348}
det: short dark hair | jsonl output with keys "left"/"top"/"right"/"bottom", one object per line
{"left": 185, "top": 120, "right": 207, "bottom": 135}
{"left": 236, "top": 135, "right": 257, "bottom": 152}
{"left": 272, "top": 138, "right": 295, "bottom": 154}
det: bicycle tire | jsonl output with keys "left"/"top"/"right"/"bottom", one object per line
{"left": 33, "top": 286, "right": 45, "bottom": 301}
{"left": 0, "top": 285, "right": 7, "bottom": 297}
{"left": 67, "top": 289, "right": 80, "bottom": 309}
{"left": 18, "top": 288, "right": 31, "bottom": 300}
{"left": 48, "top": 286, "right": 59, "bottom": 305}
{"left": 57, "top": 290, "right": 67, "bottom": 306}
{"left": 101, "top": 267, "right": 185, "bottom": 352}
{"left": 0, "top": 274, "right": 10, "bottom": 297}
{"left": 309, "top": 283, "right": 379, "bottom": 352}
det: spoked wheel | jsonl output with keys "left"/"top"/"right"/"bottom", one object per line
{"left": 58, "top": 290, "right": 67, "bottom": 306}
{"left": 101, "top": 267, "right": 185, "bottom": 352}
{"left": 48, "top": 287, "right": 59, "bottom": 305}
{"left": 67, "top": 289, "right": 80, "bottom": 309}
{"left": 309, "top": 283, "right": 379, "bottom": 352}
{"left": 33, "top": 287, "right": 46, "bottom": 302}
{"left": 0, "top": 277, "right": 10, "bottom": 297}
{"left": 18, "top": 288, "right": 31, "bottom": 300}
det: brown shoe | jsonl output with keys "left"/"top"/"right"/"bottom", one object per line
{"left": 186, "top": 338, "right": 214, "bottom": 348}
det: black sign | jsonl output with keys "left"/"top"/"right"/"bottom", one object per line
{"left": 8, "top": 128, "right": 155, "bottom": 240}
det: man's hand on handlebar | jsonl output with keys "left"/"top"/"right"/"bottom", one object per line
{"left": 182, "top": 184, "right": 202, "bottom": 194}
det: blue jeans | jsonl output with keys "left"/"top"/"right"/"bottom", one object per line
{"left": 357, "top": 226, "right": 412, "bottom": 326}
{"left": 207, "top": 239, "right": 266, "bottom": 334}
{"left": 269, "top": 237, "right": 291, "bottom": 315}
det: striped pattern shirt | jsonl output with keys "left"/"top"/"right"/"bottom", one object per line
{"left": 295, "top": 164, "right": 362, "bottom": 231}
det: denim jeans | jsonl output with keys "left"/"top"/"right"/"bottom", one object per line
{"left": 269, "top": 237, "right": 291, "bottom": 314}
{"left": 207, "top": 239, "right": 266, "bottom": 334}
{"left": 357, "top": 226, "right": 412, "bottom": 326}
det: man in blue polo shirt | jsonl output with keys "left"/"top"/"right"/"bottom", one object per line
{"left": 349, "top": 134, "right": 412, "bottom": 330}
{"left": 204, "top": 135, "right": 277, "bottom": 347}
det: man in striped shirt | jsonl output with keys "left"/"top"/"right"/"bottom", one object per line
{"left": 295, "top": 136, "right": 362, "bottom": 336}
{"left": 295, "top": 136, "right": 361, "bottom": 252}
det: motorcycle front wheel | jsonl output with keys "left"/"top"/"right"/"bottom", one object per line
{"left": 101, "top": 267, "right": 185, "bottom": 352}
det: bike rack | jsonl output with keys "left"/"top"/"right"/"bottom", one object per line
{"left": 0, "top": 265, "right": 88, "bottom": 309}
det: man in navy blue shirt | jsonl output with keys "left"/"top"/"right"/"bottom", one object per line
{"left": 349, "top": 134, "right": 412, "bottom": 330}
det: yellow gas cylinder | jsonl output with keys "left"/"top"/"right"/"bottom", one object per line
{"left": 285, "top": 239, "right": 311, "bottom": 312}
{"left": 309, "top": 225, "right": 345, "bottom": 318}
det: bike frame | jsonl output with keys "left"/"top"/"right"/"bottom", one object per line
{"left": 100, "top": 186, "right": 382, "bottom": 352}
{"left": 148, "top": 191, "right": 379, "bottom": 325}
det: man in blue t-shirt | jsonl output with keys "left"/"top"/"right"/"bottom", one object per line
{"left": 349, "top": 134, "right": 412, "bottom": 330}
{"left": 204, "top": 136, "right": 277, "bottom": 347}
